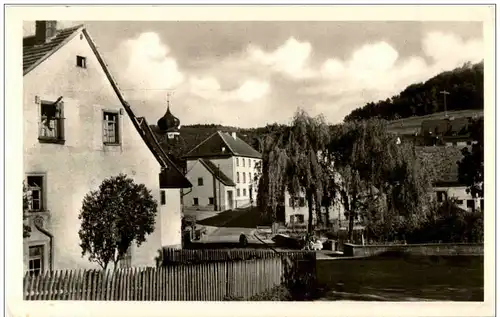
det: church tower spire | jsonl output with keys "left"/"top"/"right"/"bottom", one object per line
{"left": 157, "top": 92, "right": 180, "bottom": 139}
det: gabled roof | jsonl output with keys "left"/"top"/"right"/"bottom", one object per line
{"left": 184, "top": 131, "right": 262, "bottom": 159}
{"left": 198, "top": 159, "right": 236, "bottom": 187}
{"left": 23, "top": 25, "right": 83, "bottom": 75}
{"left": 23, "top": 24, "right": 191, "bottom": 189}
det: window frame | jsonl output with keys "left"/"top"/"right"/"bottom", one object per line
{"left": 28, "top": 245, "right": 44, "bottom": 276}
{"left": 466, "top": 199, "right": 475, "bottom": 210}
{"left": 236, "top": 158, "right": 239, "bottom": 167}
{"left": 243, "top": 188, "right": 246, "bottom": 196}
{"left": 102, "top": 110, "right": 120, "bottom": 145}
{"left": 76, "top": 55, "right": 87, "bottom": 68}
{"left": 236, "top": 172, "right": 240, "bottom": 183}
{"left": 243, "top": 159, "right": 246, "bottom": 167}
{"left": 243, "top": 173, "right": 246, "bottom": 183}
{"left": 197, "top": 177, "right": 204, "bottom": 186}
{"left": 209, "top": 197, "right": 214, "bottom": 205}
{"left": 26, "top": 174, "right": 46, "bottom": 212}
{"left": 193, "top": 198, "right": 199, "bottom": 206}
{"left": 436, "top": 191, "right": 447, "bottom": 203}
{"left": 38, "top": 99, "right": 65, "bottom": 144}
{"left": 237, "top": 189, "right": 240, "bottom": 197}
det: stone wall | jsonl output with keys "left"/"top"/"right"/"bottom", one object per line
{"left": 343, "top": 243, "right": 484, "bottom": 257}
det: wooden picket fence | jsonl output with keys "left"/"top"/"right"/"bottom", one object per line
{"left": 24, "top": 257, "right": 296, "bottom": 300}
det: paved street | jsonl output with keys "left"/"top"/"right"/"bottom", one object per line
{"left": 194, "top": 207, "right": 268, "bottom": 244}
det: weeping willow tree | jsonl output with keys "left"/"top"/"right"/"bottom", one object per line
{"left": 257, "top": 109, "right": 331, "bottom": 233}
{"left": 326, "top": 119, "right": 434, "bottom": 242}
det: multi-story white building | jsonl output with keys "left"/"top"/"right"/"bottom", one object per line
{"left": 183, "top": 131, "right": 262, "bottom": 211}
{"left": 23, "top": 21, "right": 191, "bottom": 274}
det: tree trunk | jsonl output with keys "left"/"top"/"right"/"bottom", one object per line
{"left": 307, "top": 192, "right": 314, "bottom": 233}
{"left": 348, "top": 211, "right": 355, "bottom": 242}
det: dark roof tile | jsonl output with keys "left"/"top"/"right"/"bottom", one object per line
{"left": 184, "top": 131, "right": 261, "bottom": 159}
{"left": 23, "top": 25, "right": 83, "bottom": 74}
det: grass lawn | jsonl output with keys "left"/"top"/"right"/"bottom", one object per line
{"left": 197, "top": 206, "right": 271, "bottom": 228}
{"left": 316, "top": 255, "right": 483, "bottom": 301}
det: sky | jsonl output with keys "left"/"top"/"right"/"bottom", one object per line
{"left": 24, "top": 21, "right": 484, "bottom": 128}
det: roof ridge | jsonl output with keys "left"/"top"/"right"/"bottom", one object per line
{"left": 82, "top": 28, "right": 189, "bottom": 187}
{"left": 218, "top": 131, "right": 237, "bottom": 155}
{"left": 23, "top": 25, "right": 85, "bottom": 76}
{"left": 23, "top": 24, "right": 85, "bottom": 40}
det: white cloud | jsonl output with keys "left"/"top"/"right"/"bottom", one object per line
{"left": 108, "top": 29, "right": 482, "bottom": 128}
{"left": 234, "top": 80, "right": 270, "bottom": 102}
{"left": 423, "top": 31, "right": 483, "bottom": 72}
{"left": 116, "top": 32, "right": 185, "bottom": 99}
{"left": 188, "top": 76, "right": 270, "bottom": 103}
{"left": 300, "top": 32, "right": 483, "bottom": 114}
{"left": 248, "top": 37, "right": 315, "bottom": 80}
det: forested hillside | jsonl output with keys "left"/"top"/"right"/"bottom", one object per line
{"left": 344, "top": 61, "right": 483, "bottom": 122}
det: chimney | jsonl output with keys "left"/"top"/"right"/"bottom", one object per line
{"left": 35, "top": 21, "right": 58, "bottom": 44}
{"left": 231, "top": 132, "right": 237, "bottom": 140}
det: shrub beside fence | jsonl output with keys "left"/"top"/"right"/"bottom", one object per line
{"left": 24, "top": 249, "right": 317, "bottom": 301}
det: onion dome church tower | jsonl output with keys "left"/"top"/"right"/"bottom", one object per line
{"left": 157, "top": 93, "right": 181, "bottom": 140}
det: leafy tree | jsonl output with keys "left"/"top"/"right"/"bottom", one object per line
{"left": 457, "top": 117, "right": 484, "bottom": 198}
{"left": 78, "top": 174, "right": 158, "bottom": 270}
{"left": 23, "top": 183, "right": 31, "bottom": 238}
{"left": 257, "top": 110, "right": 331, "bottom": 233}
{"left": 326, "top": 119, "right": 434, "bottom": 242}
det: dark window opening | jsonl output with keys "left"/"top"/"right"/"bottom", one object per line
{"left": 160, "top": 191, "right": 166, "bottom": 205}
{"left": 480, "top": 199, "right": 484, "bottom": 211}
{"left": 76, "top": 55, "right": 87, "bottom": 68}
{"left": 436, "top": 191, "right": 447, "bottom": 203}
{"left": 27, "top": 176, "right": 44, "bottom": 211}
{"left": 209, "top": 197, "right": 214, "bottom": 205}
{"left": 39, "top": 101, "right": 64, "bottom": 142}
{"left": 467, "top": 199, "right": 475, "bottom": 211}
{"left": 197, "top": 177, "right": 204, "bottom": 186}
{"left": 193, "top": 198, "right": 199, "bottom": 206}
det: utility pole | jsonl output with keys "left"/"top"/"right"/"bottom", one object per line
{"left": 440, "top": 90, "right": 450, "bottom": 117}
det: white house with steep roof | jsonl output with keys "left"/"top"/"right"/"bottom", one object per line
{"left": 183, "top": 131, "right": 262, "bottom": 211}
{"left": 23, "top": 21, "right": 191, "bottom": 274}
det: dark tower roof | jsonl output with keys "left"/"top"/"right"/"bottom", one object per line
{"left": 157, "top": 105, "right": 180, "bottom": 133}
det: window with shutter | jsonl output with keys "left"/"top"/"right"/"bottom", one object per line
{"left": 39, "top": 99, "right": 65, "bottom": 144}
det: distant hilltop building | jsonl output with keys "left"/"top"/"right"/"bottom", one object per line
{"left": 386, "top": 110, "right": 483, "bottom": 147}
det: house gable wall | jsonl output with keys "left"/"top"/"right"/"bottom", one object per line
{"left": 23, "top": 29, "right": 179, "bottom": 270}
